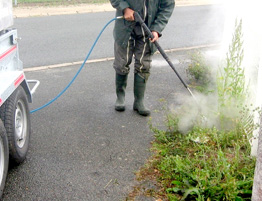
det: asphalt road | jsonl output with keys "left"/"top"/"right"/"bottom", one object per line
{"left": 13, "top": 4, "right": 225, "bottom": 68}
{"left": 3, "top": 50, "right": 201, "bottom": 200}
{"left": 3, "top": 4, "right": 225, "bottom": 201}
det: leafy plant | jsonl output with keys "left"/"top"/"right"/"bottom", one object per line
{"left": 186, "top": 51, "right": 212, "bottom": 94}
{"left": 216, "top": 19, "right": 252, "bottom": 131}
{"left": 216, "top": 19, "right": 260, "bottom": 135}
{"left": 150, "top": 118, "right": 255, "bottom": 201}
{"left": 217, "top": 19, "right": 246, "bottom": 108}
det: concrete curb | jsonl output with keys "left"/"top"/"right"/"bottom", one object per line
{"left": 13, "top": 0, "right": 222, "bottom": 18}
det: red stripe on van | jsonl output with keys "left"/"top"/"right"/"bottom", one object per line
{"left": 14, "top": 74, "right": 25, "bottom": 87}
{"left": 0, "top": 45, "right": 17, "bottom": 60}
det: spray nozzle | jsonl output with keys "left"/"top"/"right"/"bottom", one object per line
{"left": 116, "top": 16, "right": 124, "bottom": 19}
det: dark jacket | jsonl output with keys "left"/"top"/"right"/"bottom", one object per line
{"left": 110, "top": 0, "right": 175, "bottom": 53}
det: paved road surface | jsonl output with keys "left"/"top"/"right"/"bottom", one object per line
{"left": 13, "top": 4, "right": 225, "bottom": 68}
{"left": 2, "top": 49, "right": 211, "bottom": 200}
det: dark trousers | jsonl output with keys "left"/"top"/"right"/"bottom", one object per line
{"left": 113, "top": 24, "right": 152, "bottom": 81}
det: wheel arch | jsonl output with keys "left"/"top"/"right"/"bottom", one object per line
{"left": 20, "top": 80, "right": 32, "bottom": 103}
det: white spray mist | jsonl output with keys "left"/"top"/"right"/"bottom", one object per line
{"left": 221, "top": 0, "right": 262, "bottom": 156}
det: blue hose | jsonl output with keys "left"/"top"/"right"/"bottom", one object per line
{"left": 30, "top": 17, "right": 121, "bottom": 114}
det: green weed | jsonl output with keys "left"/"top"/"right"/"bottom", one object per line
{"left": 151, "top": 119, "right": 255, "bottom": 201}
{"left": 136, "top": 19, "right": 258, "bottom": 201}
{"left": 217, "top": 19, "right": 246, "bottom": 108}
{"left": 186, "top": 51, "right": 213, "bottom": 94}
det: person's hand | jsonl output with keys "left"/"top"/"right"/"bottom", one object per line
{"left": 150, "top": 31, "right": 159, "bottom": 43}
{"left": 124, "top": 8, "right": 135, "bottom": 21}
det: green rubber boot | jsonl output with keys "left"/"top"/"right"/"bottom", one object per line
{"left": 115, "top": 73, "right": 128, "bottom": 111}
{"left": 133, "top": 74, "right": 150, "bottom": 116}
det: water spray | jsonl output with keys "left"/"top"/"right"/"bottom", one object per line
{"left": 134, "top": 12, "right": 201, "bottom": 107}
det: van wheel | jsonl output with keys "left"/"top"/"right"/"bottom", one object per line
{"left": 0, "top": 119, "right": 9, "bottom": 199}
{"left": 0, "top": 86, "right": 31, "bottom": 164}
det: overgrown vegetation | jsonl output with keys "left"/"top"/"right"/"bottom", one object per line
{"left": 149, "top": 116, "right": 256, "bottom": 201}
{"left": 186, "top": 51, "right": 213, "bottom": 94}
{"left": 130, "top": 19, "right": 260, "bottom": 200}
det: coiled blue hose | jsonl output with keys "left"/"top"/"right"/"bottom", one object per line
{"left": 30, "top": 16, "right": 122, "bottom": 114}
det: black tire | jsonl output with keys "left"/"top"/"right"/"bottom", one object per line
{"left": 0, "top": 86, "right": 31, "bottom": 164}
{"left": 0, "top": 119, "right": 9, "bottom": 199}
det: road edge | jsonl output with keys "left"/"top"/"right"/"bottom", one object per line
{"left": 24, "top": 43, "right": 220, "bottom": 72}
{"left": 13, "top": 0, "right": 223, "bottom": 18}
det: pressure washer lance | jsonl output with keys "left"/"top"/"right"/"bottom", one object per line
{"left": 134, "top": 12, "right": 208, "bottom": 124}
{"left": 134, "top": 12, "right": 199, "bottom": 105}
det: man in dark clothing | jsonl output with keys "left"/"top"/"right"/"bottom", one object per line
{"left": 109, "top": 0, "right": 174, "bottom": 116}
